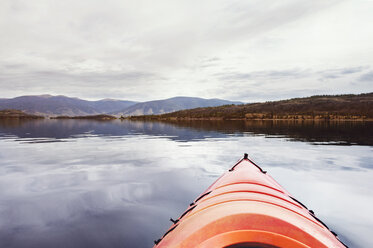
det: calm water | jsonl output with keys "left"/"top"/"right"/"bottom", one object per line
{"left": 0, "top": 119, "right": 372, "bottom": 248}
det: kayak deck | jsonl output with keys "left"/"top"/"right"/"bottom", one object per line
{"left": 154, "top": 154, "right": 347, "bottom": 248}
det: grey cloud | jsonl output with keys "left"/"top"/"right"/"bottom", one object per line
{"left": 319, "top": 66, "right": 368, "bottom": 80}
{"left": 210, "top": 0, "right": 342, "bottom": 43}
{"left": 215, "top": 72, "right": 253, "bottom": 82}
{"left": 359, "top": 71, "right": 373, "bottom": 82}
{"left": 340, "top": 67, "right": 365, "bottom": 74}
{"left": 2, "top": 63, "right": 28, "bottom": 69}
{"left": 0, "top": 0, "right": 371, "bottom": 101}
{"left": 1, "top": 0, "right": 344, "bottom": 68}
{"left": 0, "top": 68, "right": 158, "bottom": 86}
{"left": 35, "top": 70, "right": 157, "bottom": 83}
{"left": 322, "top": 74, "right": 341, "bottom": 79}
{"left": 208, "top": 65, "right": 372, "bottom": 102}
{"left": 212, "top": 85, "right": 321, "bottom": 103}
{"left": 215, "top": 66, "right": 369, "bottom": 84}
{"left": 206, "top": 57, "right": 220, "bottom": 62}
{"left": 214, "top": 69, "right": 310, "bottom": 82}
{"left": 0, "top": 62, "right": 164, "bottom": 99}
{"left": 197, "top": 57, "right": 222, "bottom": 69}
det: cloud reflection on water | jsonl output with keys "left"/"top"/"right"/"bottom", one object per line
{"left": 0, "top": 119, "right": 372, "bottom": 247}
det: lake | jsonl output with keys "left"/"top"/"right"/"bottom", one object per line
{"left": 0, "top": 119, "right": 372, "bottom": 248}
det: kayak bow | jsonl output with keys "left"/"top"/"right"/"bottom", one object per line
{"left": 154, "top": 154, "right": 347, "bottom": 248}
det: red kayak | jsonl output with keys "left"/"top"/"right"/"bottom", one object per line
{"left": 154, "top": 154, "right": 347, "bottom": 248}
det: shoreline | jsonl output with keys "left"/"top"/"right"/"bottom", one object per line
{"left": 1, "top": 110, "right": 372, "bottom": 122}
{"left": 50, "top": 114, "right": 116, "bottom": 120}
{"left": 123, "top": 117, "right": 373, "bottom": 122}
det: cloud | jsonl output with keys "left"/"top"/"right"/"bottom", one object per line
{"left": 0, "top": 62, "right": 164, "bottom": 100}
{"left": 359, "top": 71, "right": 373, "bottom": 82}
{"left": 206, "top": 66, "right": 372, "bottom": 102}
{"left": 214, "top": 69, "right": 310, "bottom": 82}
{"left": 319, "top": 67, "right": 368, "bottom": 80}
{"left": 0, "top": 0, "right": 372, "bottom": 101}
{"left": 213, "top": 66, "right": 369, "bottom": 84}
{"left": 340, "top": 67, "right": 366, "bottom": 74}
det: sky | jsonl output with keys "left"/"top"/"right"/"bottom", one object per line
{"left": 0, "top": 0, "right": 372, "bottom": 102}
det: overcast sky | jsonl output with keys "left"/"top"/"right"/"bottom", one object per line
{"left": 0, "top": 0, "right": 372, "bottom": 102}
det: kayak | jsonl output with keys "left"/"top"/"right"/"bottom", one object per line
{"left": 154, "top": 154, "right": 347, "bottom": 248}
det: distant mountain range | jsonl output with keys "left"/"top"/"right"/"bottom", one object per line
{"left": 0, "top": 95, "right": 242, "bottom": 116}
{"left": 111, "top": 97, "right": 242, "bottom": 116}
{"left": 128, "top": 93, "right": 373, "bottom": 120}
{"left": 0, "top": 95, "right": 137, "bottom": 116}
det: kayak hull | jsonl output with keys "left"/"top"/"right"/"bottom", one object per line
{"left": 154, "top": 155, "right": 346, "bottom": 248}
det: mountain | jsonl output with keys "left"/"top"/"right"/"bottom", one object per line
{"left": 90, "top": 99, "right": 137, "bottom": 113}
{"left": 0, "top": 95, "right": 137, "bottom": 116}
{"left": 0, "top": 95, "right": 242, "bottom": 117}
{"left": 111, "top": 97, "right": 243, "bottom": 116}
{"left": 127, "top": 93, "right": 373, "bottom": 120}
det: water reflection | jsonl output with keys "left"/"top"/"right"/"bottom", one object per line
{"left": 0, "top": 119, "right": 372, "bottom": 248}
{"left": 0, "top": 119, "right": 372, "bottom": 145}
{"left": 0, "top": 165, "right": 204, "bottom": 248}
{"left": 161, "top": 120, "right": 373, "bottom": 146}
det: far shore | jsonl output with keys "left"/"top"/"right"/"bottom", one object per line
{"left": 0, "top": 109, "right": 44, "bottom": 119}
{"left": 122, "top": 116, "right": 373, "bottom": 122}
{"left": 50, "top": 114, "right": 116, "bottom": 120}
{"left": 1, "top": 114, "right": 373, "bottom": 122}
{"left": 1, "top": 110, "right": 373, "bottom": 122}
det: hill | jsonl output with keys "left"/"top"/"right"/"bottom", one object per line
{"left": 112, "top": 97, "right": 243, "bottom": 116}
{"left": 127, "top": 93, "right": 373, "bottom": 120}
{"left": 0, "top": 95, "right": 137, "bottom": 116}
{"left": 0, "top": 95, "right": 241, "bottom": 117}
{"left": 0, "top": 109, "right": 44, "bottom": 119}
{"left": 51, "top": 114, "right": 116, "bottom": 120}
